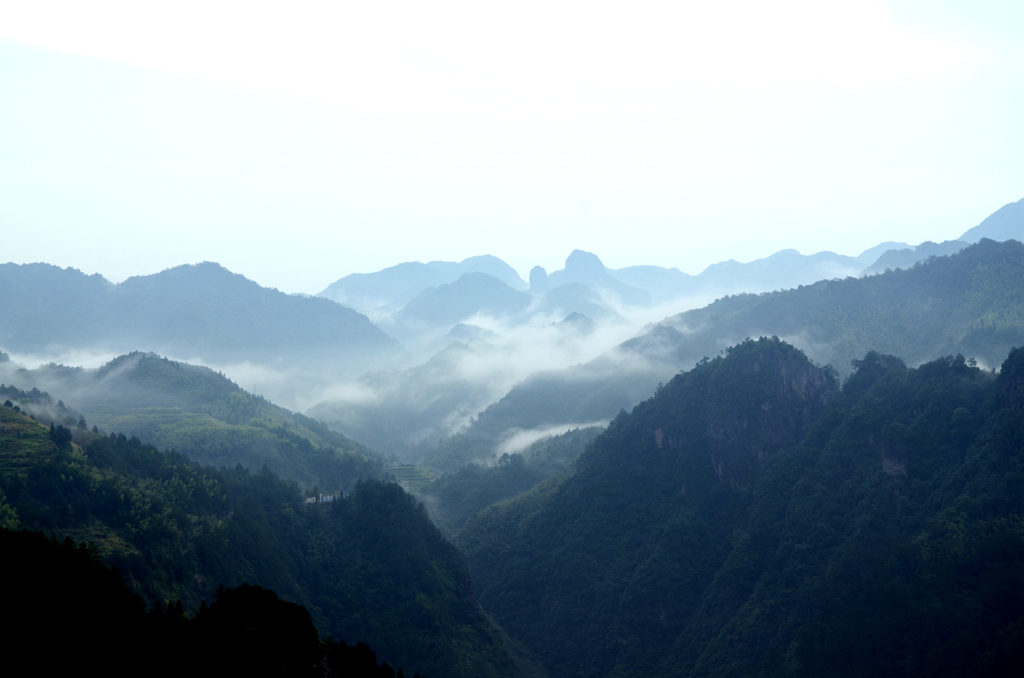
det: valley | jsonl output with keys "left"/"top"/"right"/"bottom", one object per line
{"left": 2, "top": 196, "right": 1023, "bottom": 676}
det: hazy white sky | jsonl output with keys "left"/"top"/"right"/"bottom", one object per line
{"left": 2, "top": 0, "right": 1022, "bottom": 293}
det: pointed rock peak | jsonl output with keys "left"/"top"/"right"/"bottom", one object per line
{"left": 530, "top": 266, "right": 549, "bottom": 292}
{"left": 565, "top": 250, "right": 605, "bottom": 275}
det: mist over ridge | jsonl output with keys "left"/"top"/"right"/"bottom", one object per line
{"left": 2, "top": 196, "right": 1023, "bottom": 678}
{"left": 1, "top": 196, "right": 1022, "bottom": 466}
{"left": 4, "top": 8, "right": 1024, "bottom": 674}
{"left": 303, "top": 198, "right": 1023, "bottom": 462}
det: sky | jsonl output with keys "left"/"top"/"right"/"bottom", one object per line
{"left": 2, "top": 0, "right": 1022, "bottom": 294}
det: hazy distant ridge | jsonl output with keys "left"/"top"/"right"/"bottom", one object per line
{"left": 319, "top": 255, "right": 527, "bottom": 313}
{"left": 317, "top": 196, "right": 1024, "bottom": 326}
{"left": 0, "top": 261, "right": 397, "bottom": 365}
{"left": 960, "top": 196, "right": 1024, "bottom": 242}
{"left": 443, "top": 238, "right": 1024, "bottom": 457}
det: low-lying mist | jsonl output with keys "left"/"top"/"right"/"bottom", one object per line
{"left": 302, "top": 295, "right": 711, "bottom": 460}
{"left": 0, "top": 289, "right": 711, "bottom": 465}
{"left": 495, "top": 420, "right": 611, "bottom": 456}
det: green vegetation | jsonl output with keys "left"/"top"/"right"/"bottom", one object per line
{"left": 449, "top": 239, "right": 1024, "bottom": 453}
{"left": 419, "top": 426, "right": 497, "bottom": 476}
{"left": 0, "top": 405, "right": 533, "bottom": 678}
{"left": 457, "top": 338, "right": 1024, "bottom": 677}
{"left": 420, "top": 426, "right": 603, "bottom": 535}
{"left": 308, "top": 340, "right": 512, "bottom": 461}
{"left": 657, "top": 237, "right": 1024, "bottom": 374}
{"left": 385, "top": 465, "right": 438, "bottom": 493}
{"left": 8, "top": 352, "right": 384, "bottom": 492}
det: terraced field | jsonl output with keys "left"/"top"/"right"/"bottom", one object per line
{"left": 384, "top": 465, "right": 437, "bottom": 493}
{"left": 0, "top": 406, "right": 55, "bottom": 473}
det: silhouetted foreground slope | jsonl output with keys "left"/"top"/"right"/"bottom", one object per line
{"left": 458, "top": 338, "right": 1024, "bottom": 677}
{"left": 0, "top": 529, "right": 423, "bottom": 677}
{"left": 0, "top": 405, "right": 533, "bottom": 678}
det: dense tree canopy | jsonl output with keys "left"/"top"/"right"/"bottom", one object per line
{"left": 0, "top": 405, "right": 533, "bottom": 678}
{"left": 457, "top": 339, "right": 1024, "bottom": 677}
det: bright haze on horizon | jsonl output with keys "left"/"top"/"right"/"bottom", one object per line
{"left": 2, "top": 0, "right": 1022, "bottom": 294}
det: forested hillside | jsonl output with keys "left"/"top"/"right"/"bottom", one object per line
{"left": 457, "top": 338, "right": 1024, "bottom": 677}
{"left": 418, "top": 426, "right": 603, "bottom": 535}
{"left": 650, "top": 237, "right": 1024, "bottom": 373}
{"left": 1, "top": 352, "right": 382, "bottom": 491}
{"left": 446, "top": 238, "right": 1024, "bottom": 457}
{"left": 0, "top": 404, "right": 534, "bottom": 678}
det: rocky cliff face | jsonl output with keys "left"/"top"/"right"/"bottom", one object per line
{"left": 602, "top": 336, "right": 839, "bottom": 491}
{"left": 458, "top": 337, "right": 840, "bottom": 677}
{"left": 460, "top": 342, "right": 1024, "bottom": 678}
{"left": 702, "top": 339, "right": 838, "bottom": 488}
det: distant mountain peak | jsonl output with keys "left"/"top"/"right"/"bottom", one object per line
{"left": 0, "top": 261, "right": 396, "bottom": 364}
{"left": 960, "top": 196, "right": 1024, "bottom": 243}
{"left": 319, "top": 254, "right": 527, "bottom": 312}
{"left": 565, "top": 250, "right": 605, "bottom": 275}
{"left": 156, "top": 261, "right": 232, "bottom": 275}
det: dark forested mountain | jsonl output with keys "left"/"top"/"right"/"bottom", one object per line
{"left": 960, "top": 196, "right": 1024, "bottom": 243}
{"left": 1, "top": 352, "right": 382, "bottom": 491}
{"left": 0, "top": 405, "right": 535, "bottom": 678}
{"left": 457, "top": 338, "right": 1024, "bottom": 677}
{"left": 0, "top": 529, "right": 427, "bottom": 677}
{"left": 419, "top": 426, "right": 604, "bottom": 535}
{"left": 647, "top": 238, "right": 1024, "bottom": 372}
{"left": 0, "top": 261, "right": 397, "bottom": 366}
{"left": 443, "top": 239, "right": 1024, "bottom": 455}
{"left": 319, "top": 255, "right": 528, "bottom": 313}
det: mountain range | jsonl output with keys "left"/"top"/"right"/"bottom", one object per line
{"left": 0, "top": 261, "right": 397, "bottom": 367}
{"left": 429, "top": 237, "right": 1024, "bottom": 467}
{"left": 456, "top": 338, "right": 1024, "bottom": 677}
{"left": 0, "top": 404, "right": 534, "bottom": 677}
{"left": 318, "top": 255, "right": 528, "bottom": 315}
{"left": 2, "top": 196, "right": 1023, "bottom": 677}
{"left": 314, "top": 197, "right": 1023, "bottom": 358}
{"left": 315, "top": 196, "right": 1023, "bottom": 334}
